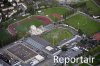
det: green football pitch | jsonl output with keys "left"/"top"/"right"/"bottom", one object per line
{"left": 15, "top": 18, "right": 43, "bottom": 33}
{"left": 15, "top": 16, "right": 44, "bottom": 37}
{"left": 41, "top": 27, "right": 73, "bottom": 46}
{"left": 65, "top": 12, "right": 100, "bottom": 36}
{"left": 44, "top": 7, "right": 73, "bottom": 21}
{"left": 44, "top": 7, "right": 71, "bottom": 15}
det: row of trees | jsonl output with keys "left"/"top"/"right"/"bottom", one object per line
{"left": 0, "top": 35, "right": 17, "bottom": 48}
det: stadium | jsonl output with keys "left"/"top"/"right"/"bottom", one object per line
{"left": 7, "top": 15, "right": 52, "bottom": 36}
{"left": 65, "top": 12, "right": 100, "bottom": 36}
{"left": 41, "top": 26, "right": 73, "bottom": 46}
{"left": 44, "top": 7, "right": 73, "bottom": 21}
{"left": 7, "top": 7, "right": 74, "bottom": 39}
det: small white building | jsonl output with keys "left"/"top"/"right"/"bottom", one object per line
{"left": 35, "top": 55, "right": 44, "bottom": 62}
{"left": 45, "top": 46, "right": 53, "bottom": 51}
{"left": 93, "top": 15, "right": 100, "bottom": 19}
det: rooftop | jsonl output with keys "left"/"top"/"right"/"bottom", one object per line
{"left": 7, "top": 44, "right": 38, "bottom": 63}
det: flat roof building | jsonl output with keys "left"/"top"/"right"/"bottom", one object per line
{"left": 7, "top": 44, "right": 38, "bottom": 63}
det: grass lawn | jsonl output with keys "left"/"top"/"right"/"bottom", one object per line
{"left": 91, "top": 59, "right": 100, "bottom": 66}
{"left": 87, "top": 45, "right": 100, "bottom": 56}
{"left": 79, "top": 63, "right": 90, "bottom": 66}
{"left": 0, "top": 29, "right": 11, "bottom": 41}
{"left": 15, "top": 16, "right": 44, "bottom": 37}
{"left": 65, "top": 13, "right": 100, "bottom": 36}
{"left": 68, "top": 63, "right": 74, "bottom": 66}
{"left": 44, "top": 7, "right": 73, "bottom": 21}
{"left": 86, "top": 0, "right": 100, "bottom": 15}
{"left": 85, "top": 45, "right": 100, "bottom": 66}
{"left": 91, "top": 56, "right": 100, "bottom": 66}
{"left": 44, "top": 7, "right": 71, "bottom": 15}
{"left": 41, "top": 27, "right": 73, "bottom": 46}
{"left": 95, "top": 54, "right": 100, "bottom": 59}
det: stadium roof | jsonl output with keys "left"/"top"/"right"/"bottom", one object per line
{"left": 7, "top": 44, "right": 38, "bottom": 63}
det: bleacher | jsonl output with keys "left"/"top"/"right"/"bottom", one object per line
{"left": 25, "top": 38, "right": 44, "bottom": 50}
{"left": 44, "top": 24, "right": 55, "bottom": 30}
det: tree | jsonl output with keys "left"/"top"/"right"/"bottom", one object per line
{"left": 78, "top": 29, "right": 83, "bottom": 36}
{"left": 80, "top": 39, "right": 87, "bottom": 44}
{"left": 61, "top": 45, "right": 68, "bottom": 51}
{"left": 48, "top": 0, "right": 59, "bottom": 7}
{"left": 63, "top": 13, "right": 67, "bottom": 20}
{"left": 27, "top": 4, "right": 36, "bottom": 15}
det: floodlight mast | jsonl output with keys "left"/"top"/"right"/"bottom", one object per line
{"left": 78, "top": 22, "right": 79, "bottom": 29}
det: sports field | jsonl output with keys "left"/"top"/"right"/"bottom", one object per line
{"left": 41, "top": 27, "right": 73, "bottom": 46}
{"left": 15, "top": 17, "right": 43, "bottom": 33}
{"left": 44, "top": 7, "right": 73, "bottom": 21}
{"left": 65, "top": 12, "right": 100, "bottom": 36}
{"left": 86, "top": 0, "right": 100, "bottom": 15}
{"left": 72, "top": 0, "right": 100, "bottom": 15}
{"left": 7, "top": 16, "right": 52, "bottom": 37}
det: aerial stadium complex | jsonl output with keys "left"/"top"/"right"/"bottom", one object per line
{"left": 0, "top": 0, "right": 100, "bottom": 66}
